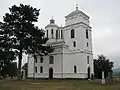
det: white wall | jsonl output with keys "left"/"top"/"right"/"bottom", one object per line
{"left": 62, "top": 52, "right": 87, "bottom": 78}
{"left": 64, "top": 24, "right": 85, "bottom": 51}
{"left": 28, "top": 8, "right": 93, "bottom": 79}
{"left": 83, "top": 28, "right": 92, "bottom": 52}
{"left": 62, "top": 12, "right": 93, "bottom": 78}
{"left": 45, "top": 26, "right": 64, "bottom": 43}
{"left": 28, "top": 55, "right": 35, "bottom": 78}
{"left": 28, "top": 48, "right": 63, "bottom": 78}
{"left": 45, "top": 26, "right": 58, "bottom": 38}
{"left": 65, "top": 14, "right": 89, "bottom": 26}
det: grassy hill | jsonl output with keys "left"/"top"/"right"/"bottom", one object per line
{"left": 1, "top": 79, "right": 120, "bottom": 90}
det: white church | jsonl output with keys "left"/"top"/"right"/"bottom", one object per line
{"left": 27, "top": 6, "right": 93, "bottom": 79}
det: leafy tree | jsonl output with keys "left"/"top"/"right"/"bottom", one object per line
{"left": 94, "top": 55, "right": 114, "bottom": 79}
{"left": 3, "top": 62, "right": 17, "bottom": 78}
{"left": 0, "top": 22, "right": 16, "bottom": 78}
{"left": 1, "top": 4, "right": 53, "bottom": 80}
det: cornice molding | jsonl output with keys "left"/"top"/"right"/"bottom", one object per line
{"left": 63, "top": 22, "right": 92, "bottom": 30}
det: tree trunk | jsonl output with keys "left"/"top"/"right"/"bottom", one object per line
{"left": 18, "top": 48, "right": 22, "bottom": 80}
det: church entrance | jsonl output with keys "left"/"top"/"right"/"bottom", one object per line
{"left": 49, "top": 68, "right": 53, "bottom": 79}
{"left": 87, "top": 67, "right": 90, "bottom": 79}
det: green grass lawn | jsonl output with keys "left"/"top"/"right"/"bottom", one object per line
{"left": 0, "top": 79, "right": 120, "bottom": 90}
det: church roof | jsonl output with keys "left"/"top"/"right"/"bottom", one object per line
{"left": 65, "top": 7, "right": 89, "bottom": 19}
{"left": 45, "top": 24, "right": 58, "bottom": 28}
{"left": 45, "top": 18, "right": 59, "bottom": 28}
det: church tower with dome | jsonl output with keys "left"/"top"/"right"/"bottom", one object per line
{"left": 27, "top": 5, "right": 93, "bottom": 79}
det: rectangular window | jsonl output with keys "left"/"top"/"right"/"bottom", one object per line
{"left": 71, "top": 29, "right": 75, "bottom": 38}
{"left": 51, "top": 29, "right": 53, "bottom": 34}
{"left": 74, "top": 66, "right": 77, "bottom": 73}
{"left": 61, "top": 30, "right": 63, "bottom": 39}
{"left": 87, "top": 42, "right": 89, "bottom": 47}
{"left": 58, "top": 30, "right": 60, "bottom": 39}
{"left": 87, "top": 56, "right": 89, "bottom": 64}
{"left": 56, "top": 30, "right": 58, "bottom": 39}
{"left": 47, "top": 30, "right": 48, "bottom": 38}
{"left": 40, "top": 66, "right": 43, "bottom": 73}
{"left": 40, "top": 57, "right": 43, "bottom": 63}
{"left": 35, "top": 66, "right": 37, "bottom": 73}
{"left": 51, "top": 29, "right": 53, "bottom": 38}
{"left": 86, "top": 29, "right": 89, "bottom": 39}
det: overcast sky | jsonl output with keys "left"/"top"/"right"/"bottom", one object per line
{"left": 0, "top": 0, "right": 120, "bottom": 68}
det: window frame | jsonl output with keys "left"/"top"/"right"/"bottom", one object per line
{"left": 61, "top": 30, "right": 63, "bottom": 39}
{"left": 51, "top": 29, "right": 54, "bottom": 38}
{"left": 86, "top": 29, "right": 89, "bottom": 39}
{"left": 87, "top": 42, "right": 89, "bottom": 47}
{"left": 71, "top": 29, "right": 75, "bottom": 38}
{"left": 73, "top": 41, "right": 76, "bottom": 47}
{"left": 87, "top": 56, "right": 89, "bottom": 64}
{"left": 40, "top": 66, "right": 43, "bottom": 73}
{"left": 40, "top": 57, "right": 43, "bottom": 63}
{"left": 74, "top": 65, "right": 77, "bottom": 73}
{"left": 58, "top": 30, "right": 60, "bottom": 39}
{"left": 49, "top": 56, "right": 54, "bottom": 64}
{"left": 56, "top": 30, "right": 58, "bottom": 39}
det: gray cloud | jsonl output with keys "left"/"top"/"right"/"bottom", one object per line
{"left": 0, "top": 0, "right": 120, "bottom": 68}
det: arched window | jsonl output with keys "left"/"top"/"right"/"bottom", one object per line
{"left": 73, "top": 41, "right": 76, "bottom": 47}
{"left": 40, "top": 57, "right": 43, "bottom": 63}
{"left": 74, "top": 65, "right": 77, "bottom": 73}
{"left": 71, "top": 29, "right": 75, "bottom": 38}
{"left": 86, "top": 29, "right": 89, "bottom": 39}
{"left": 49, "top": 56, "right": 54, "bottom": 64}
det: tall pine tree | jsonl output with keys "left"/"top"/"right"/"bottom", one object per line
{"left": 1, "top": 4, "right": 53, "bottom": 80}
{"left": 0, "top": 22, "right": 16, "bottom": 78}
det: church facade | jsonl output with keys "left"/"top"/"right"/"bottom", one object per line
{"left": 27, "top": 6, "right": 93, "bottom": 79}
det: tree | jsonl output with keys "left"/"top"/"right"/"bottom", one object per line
{"left": 94, "top": 55, "right": 114, "bottom": 79}
{"left": 3, "top": 62, "right": 17, "bottom": 78}
{"left": 1, "top": 4, "right": 53, "bottom": 80}
{"left": 0, "top": 22, "right": 17, "bottom": 78}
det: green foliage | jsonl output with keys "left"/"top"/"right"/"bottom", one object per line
{"left": 0, "top": 22, "right": 17, "bottom": 78}
{"left": 0, "top": 3, "right": 53, "bottom": 80}
{"left": 2, "top": 4, "right": 51, "bottom": 55}
{"left": 94, "top": 55, "right": 114, "bottom": 79}
{"left": 2, "top": 62, "right": 17, "bottom": 78}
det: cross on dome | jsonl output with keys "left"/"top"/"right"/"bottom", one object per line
{"left": 50, "top": 16, "right": 55, "bottom": 24}
{"left": 52, "top": 16, "right": 53, "bottom": 19}
{"left": 76, "top": 4, "right": 78, "bottom": 10}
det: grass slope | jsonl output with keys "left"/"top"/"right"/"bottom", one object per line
{"left": 0, "top": 79, "right": 120, "bottom": 90}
